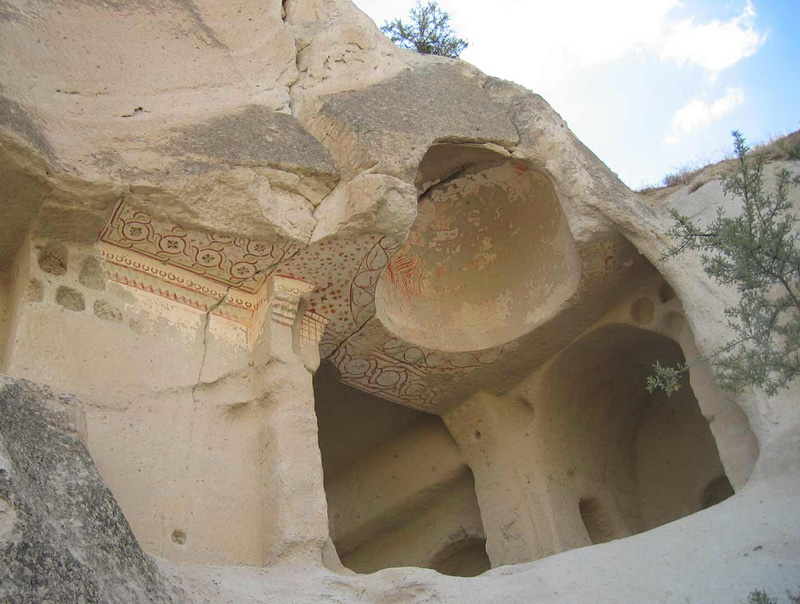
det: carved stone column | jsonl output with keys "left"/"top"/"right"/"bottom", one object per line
{"left": 442, "top": 391, "right": 559, "bottom": 567}
{"left": 252, "top": 275, "right": 333, "bottom": 566}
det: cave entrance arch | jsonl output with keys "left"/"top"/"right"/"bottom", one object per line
{"left": 314, "top": 361, "right": 490, "bottom": 576}
{"left": 536, "top": 324, "right": 736, "bottom": 546}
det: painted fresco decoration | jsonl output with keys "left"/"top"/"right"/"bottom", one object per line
{"left": 95, "top": 196, "right": 624, "bottom": 409}
{"left": 100, "top": 200, "right": 296, "bottom": 292}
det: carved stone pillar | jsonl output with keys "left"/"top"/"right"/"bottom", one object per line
{"left": 252, "top": 275, "right": 333, "bottom": 566}
{"left": 442, "top": 391, "right": 559, "bottom": 567}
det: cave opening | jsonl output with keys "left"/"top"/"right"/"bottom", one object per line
{"left": 537, "top": 324, "right": 736, "bottom": 548}
{"left": 314, "top": 360, "right": 490, "bottom": 576}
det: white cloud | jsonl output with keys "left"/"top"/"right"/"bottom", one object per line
{"left": 658, "top": 1, "right": 768, "bottom": 77}
{"left": 355, "top": 1, "right": 767, "bottom": 87}
{"left": 665, "top": 87, "right": 745, "bottom": 144}
{"left": 453, "top": 0, "right": 681, "bottom": 88}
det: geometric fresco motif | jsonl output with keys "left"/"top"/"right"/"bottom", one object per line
{"left": 330, "top": 330, "right": 513, "bottom": 411}
{"left": 99, "top": 200, "right": 297, "bottom": 293}
{"left": 96, "top": 201, "right": 513, "bottom": 408}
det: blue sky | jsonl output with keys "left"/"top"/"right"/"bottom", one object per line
{"left": 352, "top": 0, "right": 800, "bottom": 189}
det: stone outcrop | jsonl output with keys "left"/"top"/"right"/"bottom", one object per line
{"left": 0, "top": 376, "right": 182, "bottom": 603}
{"left": 0, "top": 0, "right": 798, "bottom": 602}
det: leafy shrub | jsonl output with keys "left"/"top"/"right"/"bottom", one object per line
{"left": 648, "top": 131, "right": 800, "bottom": 396}
{"left": 381, "top": 1, "right": 468, "bottom": 58}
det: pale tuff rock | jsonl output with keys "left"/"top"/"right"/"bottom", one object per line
{"left": 0, "top": 0, "right": 798, "bottom": 603}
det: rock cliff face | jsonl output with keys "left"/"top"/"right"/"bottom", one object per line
{"left": 0, "top": 0, "right": 798, "bottom": 602}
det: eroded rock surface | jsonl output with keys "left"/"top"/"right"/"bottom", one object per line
{"left": 0, "top": 376, "right": 182, "bottom": 604}
{"left": 0, "top": 0, "right": 798, "bottom": 602}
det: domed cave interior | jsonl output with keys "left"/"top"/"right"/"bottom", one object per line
{"left": 312, "top": 144, "right": 738, "bottom": 576}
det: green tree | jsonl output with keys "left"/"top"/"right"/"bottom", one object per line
{"left": 381, "top": 1, "right": 468, "bottom": 59}
{"left": 647, "top": 131, "right": 800, "bottom": 397}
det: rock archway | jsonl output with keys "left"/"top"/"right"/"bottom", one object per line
{"left": 443, "top": 323, "right": 738, "bottom": 565}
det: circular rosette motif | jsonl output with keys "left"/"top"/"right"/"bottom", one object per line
{"left": 196, "top": 249, "right": 223, "bottom": 269}
{"left": 121, "top": 222, "right": 150, "bottom": 242}
{"left": 247, "top": 240, "right": 274, "bottom": 257}
{"left": 231, "top": 262, "right": 257, "bottom": 280}
{"left": 159, "top": 235, "right": 186, "bottom": 255}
